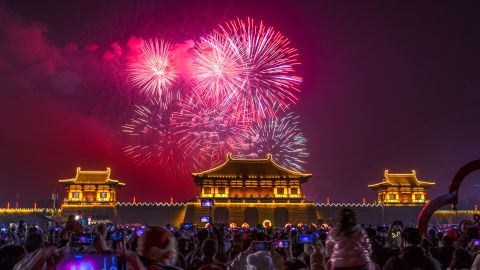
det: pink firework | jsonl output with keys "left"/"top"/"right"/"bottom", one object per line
{"left": 172, "top": 93, "right": 248, "bottom": 170}
{"left": 193, "top": 17, "right": 302, "bottom": 119}
{"left": 192, "top": 33, "right": 243, "bottom": 102}
{"left": 127, "top": 38, "right": 179, "bottom": 97}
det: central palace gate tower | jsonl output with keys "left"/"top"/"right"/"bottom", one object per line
{"left": 184, "top": 154, "right": 316, "bottom": 227}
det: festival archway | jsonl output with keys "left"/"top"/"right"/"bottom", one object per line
{"left": 417, "top": 159, "right": 480, "bottom": 233}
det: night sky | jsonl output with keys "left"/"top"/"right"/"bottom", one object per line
{"left": 1, "top": 0, "right": 480, "bottom": 207}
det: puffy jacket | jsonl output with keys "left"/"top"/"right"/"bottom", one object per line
{"left": 326, "top": 225, "right": 371, "bottom": 269}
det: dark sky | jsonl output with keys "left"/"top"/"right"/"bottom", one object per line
{"left": 1, "top": 0, "right": 480, "bottom": 207}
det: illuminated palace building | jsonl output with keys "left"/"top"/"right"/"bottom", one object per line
{"left": 59, "top": 168, "right": 126, "bottom": 221}
{"left": 54, "top": 158, "right": 442, "bottom": 226}
{"left": 184, "top": 154, "right": 316, "bottom": 226}
{"left": 8, "top": 155, "right": 473, "bottom": 227}
{"left": 54, "top": 157, "right": 442, "bottom": 226}
{"left": 193, "top": 154, "right": 311, "bottom": 203}
{"left": 368, "top": 170, "right": 435, "bottom": 205}
{"left": 59, "top": 167, "right": 125, "bottom": 205}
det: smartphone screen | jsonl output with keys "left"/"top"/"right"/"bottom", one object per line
{"left": 201, "top": 199, "right": 214, "bottom": 207}
{"left": 57, "top": 254, "right": 119, "bottom": 269}
{"left": 298, "top": 234, "right": 313, "bottom": 244}
{"left": 74, "top": 233, "right": 96, "bottom": 246}
{"left": 200, "top": 216, "right": 211, "bottom": 223}
{"left": 474, "top": 239, "right": 480, "bottom": 246}
{"left": 253, "top": 241, "right": 270, "bottom": 251}
{"left": 182, "top": 223, "right": 193, "bottom": 230}
{"left": 274, "top": 240, "right": 289, "bottom": 248}
{"left": 135, "top": 229, "right": 144, "bottom": 237}
{"left": 108, "top": 232, "right": 123, "bottom": 241}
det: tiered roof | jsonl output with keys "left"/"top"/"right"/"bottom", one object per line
{"left": 59, "top": 167, "right": 125, "bottom": 187}
{"left": 192, "top": 154, "right": 312, "bottom": 185}
{"left": 368, "top": 170, "right": 435, "bottom": 189}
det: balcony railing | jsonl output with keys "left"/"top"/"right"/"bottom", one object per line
{"left": 63, "top": 200, "right": 112, "bottom": 205}
{"left": 198, "top": 194, "right": 305, "bottom": 199}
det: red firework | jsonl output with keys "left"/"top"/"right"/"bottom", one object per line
{"left": 192, "top": 17, "right": 302, "bottom": 120}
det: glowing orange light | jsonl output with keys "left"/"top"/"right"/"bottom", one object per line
{"left": 230, "top": 223, "right": 237, "bottom": 229}
{"left": 242, "top": 223, "right": 249, "bottom": 229}
{"left": 263, "top": 220, "right": 271, "bottom": 228}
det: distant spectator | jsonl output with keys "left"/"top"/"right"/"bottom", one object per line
{"left": 190, "top": 238, "right": 226, "bottom": 270}
{"left": 432, "top": 235, "right": 454, "bottom": 269}
{"left": 449, "top": 248, "right": 471, "bottom": 270}
{"left": 383, "top": 227, "right": 441, "bottom": 270}
{"left": 24, "top": 227, "right": 44, "bottom": 253}
{"left": 60, "top": 215, "right": 82, "bottom": 237}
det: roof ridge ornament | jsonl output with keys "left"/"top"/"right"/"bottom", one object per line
{"left": 384, "top": 169, "right": 389, "bottom": 177}
{"left": 266, "top": 153, "right": 272, "bottom": 161}
{"left": 227, "top": 153, "right": 233, "bottom": 160}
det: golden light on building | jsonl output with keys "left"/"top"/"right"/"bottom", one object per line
{"left": 368, "top": 170, "right": 435, "bottom": 205}
{"left": 192, "top": 154, "right": 312, "bottom": 203}
{"left": 59, "top": 167, "right": 125, "bottom": 206}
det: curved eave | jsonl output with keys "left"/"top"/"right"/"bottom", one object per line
{"left": 268, "top": 158, "right": 312, "bottom": 178}
{"left": 57, "top": 179, "right": 125, "bottom": 187}
{"left": 192, "top": 158, "right": 231, "bottom": 177}
{"left": 58, "top": 179, "right": 75, "bottom": 185}
{"left": 368, "top": 181, "right": 436, "bottom": 189}
{"left": 192, "top": 155, "right": 312, "bottom": 180}
{"left": 418, "top": 181, "right": 436, "bottom": 186}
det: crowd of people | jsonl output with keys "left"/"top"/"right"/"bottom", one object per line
{"left": 0, "top": 209, "right": 479, "bottom": 269}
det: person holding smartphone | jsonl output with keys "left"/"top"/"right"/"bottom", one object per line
{"left": 303, "top": 235, "right": 327, "bottom": 270}
{"left": 386, "top": 221, "right": 403, "bottom": 249}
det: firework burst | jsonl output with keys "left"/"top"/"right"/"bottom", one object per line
{"left": 239, "top": 112, "right": 308, "bottom": 171}
{"left": 172, "top": 93, "right": 248, "bottom": 170}
{"left": 192, "top": 33, "right": 243, "bottom": 102}
{"left": 127, "top": 38, "right": 179, "bottom": 97}
{"left": 121, "top": 97, "right": 189, "bottom": 174}
{"left": 193, "top": 17, "right": 302, "bottom": 120}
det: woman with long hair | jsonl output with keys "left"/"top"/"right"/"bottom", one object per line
{"left": 326, "top": 209, "right": 372, "bottom": 270}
